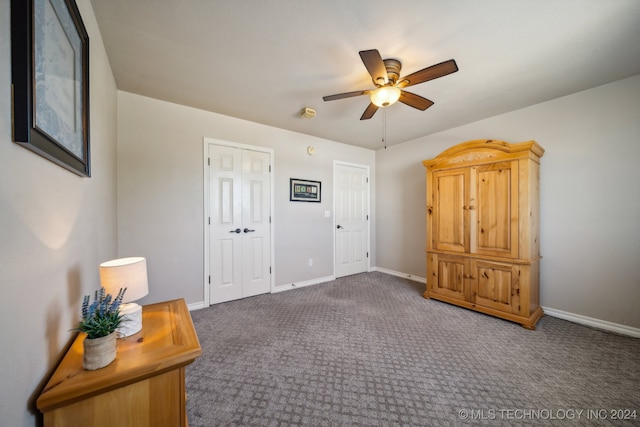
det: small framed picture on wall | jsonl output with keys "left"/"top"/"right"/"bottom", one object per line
{"left": 290, "top": 178, "right": 321, "bottom": 202}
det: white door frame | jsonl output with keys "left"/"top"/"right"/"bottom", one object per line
{"left": 333, "top": 160, "right": 371, "bottom": 277}
{"left": 203, "top": 137, "right": 275, "bottom": 307}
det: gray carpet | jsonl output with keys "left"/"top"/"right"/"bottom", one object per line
{"left": 186, "top": 272, "right": 640, "bottom": 426}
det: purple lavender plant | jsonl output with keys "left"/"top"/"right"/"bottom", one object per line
{"left": 75, "top": 287, "right": 127, "bottom": 339}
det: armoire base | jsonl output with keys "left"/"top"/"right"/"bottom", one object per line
{"left": 423, "top": 291, "right": 544, "bottom": 330}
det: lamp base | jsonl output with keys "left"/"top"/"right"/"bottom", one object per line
{"left": 117, "top": 303, "right": 143, "bottom": 337}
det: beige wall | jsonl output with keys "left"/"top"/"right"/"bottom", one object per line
{"left": 0, "top": 0, "right": 118, "bottom": 425}
{"left": 116, "top": 92, "right": 376, "bottom": 306}
{"left": 375, "top": 74, "right": 640, "bottom": 329}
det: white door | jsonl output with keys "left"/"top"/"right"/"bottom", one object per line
{"left": 335, "top": 162, "right": 369, "bottom": 277}
{"left": 209, "top": 144, "right": 271, "bottom": 304}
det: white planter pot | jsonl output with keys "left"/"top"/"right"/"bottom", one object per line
{"left": 83, "top": 331, "right": 117, "bottom": 370}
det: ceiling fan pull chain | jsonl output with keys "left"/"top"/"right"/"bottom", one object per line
{"left": 383, "top": 110, "right": 387, "bottom": 149}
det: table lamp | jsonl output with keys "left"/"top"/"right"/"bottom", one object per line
{"left": 99, "top": 257, "right": 149, "bottom": 337}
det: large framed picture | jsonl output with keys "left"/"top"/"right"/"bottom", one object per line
{"left": 290, "top": 178, "right": 321, "bottom": 202}
{"left": 11, "top": 0, "right": 90, "bottom": 176}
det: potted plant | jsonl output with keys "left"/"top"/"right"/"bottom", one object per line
{"left": 74, "top": 287, "right": 127, "bottom": 370}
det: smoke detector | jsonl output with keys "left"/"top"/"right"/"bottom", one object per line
{"left": 300, "top": 107, "right": 316, "bottom": 119}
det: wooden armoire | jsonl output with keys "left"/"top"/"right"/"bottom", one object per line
{"left": 423, "top": 139, "right": 544, "bottom": 329}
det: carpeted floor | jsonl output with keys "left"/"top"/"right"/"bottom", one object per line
{"left": 186, "top": 272, "right": 640, "bottom": 426}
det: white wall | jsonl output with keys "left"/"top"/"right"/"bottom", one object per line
{"left": 0, "top": 0, "right": 118, "bottom": 425}
{"left": 117, "top": 92, "right": 376, "bottom": 306}
{"left": 375, "top": 74, "right": 640, "bottom": 329}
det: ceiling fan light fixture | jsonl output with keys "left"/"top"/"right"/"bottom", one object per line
{"left": 322, "top": 50, "right": 458, "bottom": 120}
{"left": 370, "top": 86, "right": 401, "bottom": 107}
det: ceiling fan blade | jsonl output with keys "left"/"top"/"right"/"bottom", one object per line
{"left": 323, "top": 90, "right": 370, "bottom": 102}
{"left": 397, "top": 59, "right": 458, "bottom": 88}
{"left": 359, "top": 49, "right": 388, "bottom": 86}
{"left": 399, "top": 91, "right": 434, "bottom": 111}
{"left": 360, "top": 103, "right": 379, "bottom": 120}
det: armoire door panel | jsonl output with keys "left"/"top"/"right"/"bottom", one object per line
{"left": 433, "top": 168, "right": 469, "bottom": 253}
{"left": 429, "top": 254, "right": 468, "bottom": 300}
{"left": 473, "top": 260, "right": 519, "bottom": 314}
{"left": 475, "top": 161, "right": 518, "bottom": 258}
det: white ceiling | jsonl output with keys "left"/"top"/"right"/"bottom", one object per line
{"left": 90, "top": 0, "right": 640, "bottom": 150}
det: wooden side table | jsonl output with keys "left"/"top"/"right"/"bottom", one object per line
{"left": 37, "top": 299, "right": 202, "bottom": 427}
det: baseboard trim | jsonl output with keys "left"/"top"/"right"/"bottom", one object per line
{"left": 372, "top": 266, "right": 426, "bottom": 284}
{"left": 272, "top": 275, "right": 336, "bottom": 293}
{"left": 542, "top": 306, "right": 640, "bottom": 338}
{"left": 188, "top": 301, "right": 206, "bottom": 311}
{"left": 187, "top": 276, "right": 337, "bottom": 310}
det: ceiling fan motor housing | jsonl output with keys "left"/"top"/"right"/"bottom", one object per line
{"left": 383, "top": 59, "right": 402, "bottom": 85}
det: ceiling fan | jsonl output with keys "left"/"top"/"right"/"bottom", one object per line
{"left": 323, "top": 49, "right": 458, "bottom": 120}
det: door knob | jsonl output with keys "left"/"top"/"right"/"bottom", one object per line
{"left": 336, "top": 225, "right": 343, "bottom": 229}
{"left": 229, "top": 228, "right": 241, "bottom": 233}
{"left": 243, "top": 228, "right": 255, "bottom": 233}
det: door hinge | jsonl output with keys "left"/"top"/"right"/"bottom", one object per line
{"left": 366, "top": 252, "right": 369, "bottom": 258}
{"left": 208, "top": 217, "right": 210, "bottom": 225}
{"left": 269, "top": 266, "right": 272, "bottom": 274}
{"left": 366, "top": 177, "right": 369, "bottom": 183}
{"left": 208, "top": 275, "right": 211, "bottom": 284}
{"left": 269, "top": 165, "right": 271, "bottom": 172}
{"left": 208, "top": 157, "right": 210, "bottom": 166}
{"left": 366, "top": 214, "right": 369, "bottom": 220}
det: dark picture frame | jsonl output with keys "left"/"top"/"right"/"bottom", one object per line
{"left": 11, "top": 0, "right": 90, "bottom": 176}
{"left": 290, "top": 178, "right": 321, "bottom": 202}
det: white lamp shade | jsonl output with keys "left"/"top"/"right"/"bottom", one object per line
{"left": 99, "top": 257, "right": 149, "bottom": 302}
{"left": 370, "top": 86, "right": 401, "bottom": 107}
